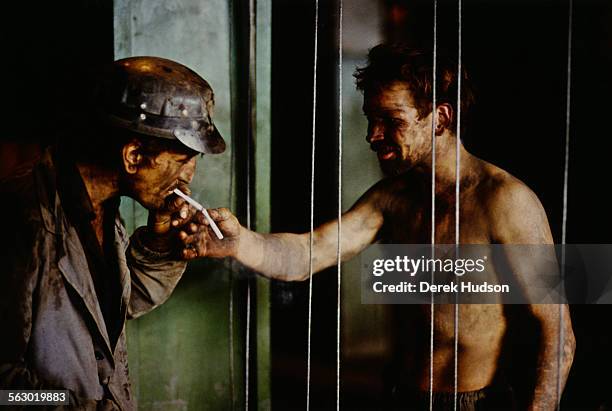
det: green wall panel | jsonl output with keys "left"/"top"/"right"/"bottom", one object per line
{"left": 113, "top": 0, "right": 270, "bottom": 409}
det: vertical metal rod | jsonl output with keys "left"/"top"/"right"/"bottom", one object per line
{"left": 429, "top": 1, "right": 438, "bottom": 409}
{"left": 336, "top": 0, "right": 343, "bottom": 409}
{"left": 227, "top": 3, "right": 238, "bottom": 403}
{"left": 245, "top": 286, "right": 251, "bottom": 411}
{"left": 245, "top": 0, "right": 257, "bottom": 409}
{"left": 228, "top": 125, "right": 236, "bottom": 411}
{"left": 558, "top": 0, "right": 573, "bottom": 408}
{"left": 453, "top": 0, "right": 462, "bottom": 409}
{"left": 306, "top": 0, "right": 319, "bottom": 409}
{"left": 228, "top": 141, "right": 236, "bottom": 411}
{"left": 229, "top": 276, "right": 235, "bottom": 410}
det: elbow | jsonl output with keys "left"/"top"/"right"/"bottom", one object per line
{"left": 277, "top": 270, "right": 311, "bottom": 282}
{"left": 296, "top": 271, "right": 313, "bottom": 282}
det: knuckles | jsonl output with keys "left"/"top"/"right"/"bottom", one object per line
{"left": 219, "top": 208, "right": 232, "bottom": 219}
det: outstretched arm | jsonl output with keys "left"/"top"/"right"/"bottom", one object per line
{"left": 187, "top": 184, "right": 386, "bottom": 281}
{"left": 490, "top": 181, "right": 575, "bottom": 410}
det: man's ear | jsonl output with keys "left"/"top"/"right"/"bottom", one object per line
{"left": 435, "top": 103, "right": 454, "bottom": 135}
{"left": 122, "top": 140, "right": 143, "bottom": 174}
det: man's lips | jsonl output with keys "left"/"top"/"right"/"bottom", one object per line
{"left": 372, "top": 143, "right": 398, "bottom": 161}
{"left": 378, "top": 150, "right": 397, "bottom": 160}
{"left": 164, "top": 184, "right": 180, "bottom": 197}
{"left": 164, "top": 183, "right": 191, "bottom": 198}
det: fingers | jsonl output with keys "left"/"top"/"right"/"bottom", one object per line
{"left": 171, "top": 203, "right": 196, "bottom": 227}
{"left": 187, "top": 207, "right": 233, "bottom": 228}
{"left": 182, "top": 246, "right": 201, "bottom": 260}
{"left": 179, "top": 225, "right": 208, "bottom": 260}
{"left": 176, "top": 182, "right": 192, "bottom": 196}
{"left": 178, "top": 223, "right": 201, "bottom": 242}
{"left": 168, "top": 192, "right": 214, "bottom": 228}
{"left": 207, "top": 207, "right": 233, "bottom": 222}
{"left": 181, "top": 243, "right": 201, "bottom": 259}
{"left": 166, "top": 194, "right": 185, "bottom": 211}
{"left": 165, "top": 186, "right": 192, "bottom": 217}
{"left": 191, "top": 211, "right": 208, "bottom": 226}
{"left": 175, "top": 209, "right": 238, "bottom": 260}
{"left": 169, "top": 190, "right": 206, "bottom": 227}
{"left": 206, "top": 208, "right": 241, "bottom": 239}
{"left": 148, "top": 187, "right": 197, "bottom": 235}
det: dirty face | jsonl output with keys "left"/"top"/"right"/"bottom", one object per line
{"left": 126, "top": 150, "right": 198, "bottom": 210}
{"left": 363, "top": 81, "right": 433, "bottom": 176}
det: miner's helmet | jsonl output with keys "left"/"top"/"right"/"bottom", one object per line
{"left": 97, "top": 56, "right": 226, "bottom": 155}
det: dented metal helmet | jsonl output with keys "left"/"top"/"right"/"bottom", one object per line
{"left": 98, "top": 56, "right": 226, "bottom": 154}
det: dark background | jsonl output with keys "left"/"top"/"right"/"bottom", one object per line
{"left": 270, "top": 0, "right": 612, "bottom": 409}
{"left": 1, "top": 1, "right": 113, "bottom": 143}
{"left": 1, "top": 0, "right": 611, "bottom": 409}
{"left": 0, "top": 1, "right": 113, "bottom": 177}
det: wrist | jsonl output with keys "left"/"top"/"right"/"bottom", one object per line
{"left": 235, "top": 225, "right": 248, "bottom": 259}
{"left": 236, "top": 225, "right": 259, "bottom": 262}
{"left": 140, "top": 226, "right": 174, "bottom": 252}
{"left": 236, "top": 226, "right": 268, "bottom": 271}
{"left": 147, "top": 211, "right": 172, "bottom": 235}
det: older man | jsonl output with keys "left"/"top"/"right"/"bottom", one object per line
{"left": 0, "top": 57, "right": 223, "bottom": 409}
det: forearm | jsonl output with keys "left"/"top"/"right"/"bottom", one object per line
{"left": 127, "top": 227, "right": 187, "bottom": 318}
{"left": 236, "top": 227, "right": 313, "bottom": 281}
{"left": 528, "top": 306, "right": 575, "bottom": 410}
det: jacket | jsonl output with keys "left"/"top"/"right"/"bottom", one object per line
{"left": 0, "top": 151, "right": 187, "bottom": 410}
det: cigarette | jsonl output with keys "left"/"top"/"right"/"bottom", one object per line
{"left": 173, "top": 188, "right": 224, "bottom": 240}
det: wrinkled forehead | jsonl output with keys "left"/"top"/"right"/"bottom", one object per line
{"left": 362, "top": 81, "right": 417, "bottom": 113}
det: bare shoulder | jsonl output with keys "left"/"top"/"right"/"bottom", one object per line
{"left": 476, "top": 160, "right": 553, "bottom": 243}
{"left": 350, "top": 174, "right": 409, "bottom": 211}
{"left": 342, "top": 174, "right": 413, "bottom": 236}
{"left": 478, "top": 162, "right": 540, "bottom": 210}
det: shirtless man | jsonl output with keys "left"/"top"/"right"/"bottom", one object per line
{"left": 189, "top": 45, "right": 575, "bottom": 409}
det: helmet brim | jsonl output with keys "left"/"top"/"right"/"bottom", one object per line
{"left": 173, "top": 123, "right": 226, "bottom": 155}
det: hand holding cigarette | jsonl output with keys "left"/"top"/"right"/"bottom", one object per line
{"left": 167, "top": 190, "right": 241, "bottom": 261}
{"left": 173, "top": 188, "right": 224, "bottom": 240}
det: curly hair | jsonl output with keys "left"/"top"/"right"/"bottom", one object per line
{"left": 355, "top": 44, "right": 475, "bottom": 133}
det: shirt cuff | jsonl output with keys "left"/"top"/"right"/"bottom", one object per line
{"left": 130, "top": 227, "right": 176, "bottom": 261}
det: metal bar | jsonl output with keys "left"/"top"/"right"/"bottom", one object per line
{"left": 558, "top": 0, "right": 573, "bottom": 408}
{"left": 429, "top": 1, "right": 438, "bottom": 409}
{"left": 244, "top": 0, "right": 256, "bottom": 406}
{"left": 453, "top": 0, "right": 462, "bottom": 409}
{"left": 336, "top": 0, "right": 343, "bottom": 409}
{"left": 306, "top": 0, "right": 320, "bottom": 409}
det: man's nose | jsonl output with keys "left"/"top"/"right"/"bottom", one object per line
{"left": 366, "top": 124, "right": 384, "bottom": 144}
{"left": 180, "top": 157, "right": 197, "bottom": 184}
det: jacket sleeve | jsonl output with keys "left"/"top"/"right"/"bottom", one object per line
{"left": 126, "top": 227, "right": 187, "bottom": 319}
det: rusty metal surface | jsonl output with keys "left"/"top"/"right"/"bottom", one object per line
{"left": 99, "top": 57, "right": 226, "bottom": 154}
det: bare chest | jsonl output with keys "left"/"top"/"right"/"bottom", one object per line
{"left": 381, "top": 193, "right": 491, "bottom": 245}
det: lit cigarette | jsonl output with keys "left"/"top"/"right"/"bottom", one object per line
{"left": 173, "top": 188, "right": 224, "bottom": 240}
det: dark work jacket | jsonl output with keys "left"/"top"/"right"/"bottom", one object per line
{"left": 0, "top": 151, "right": 187, "bottom": 410}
